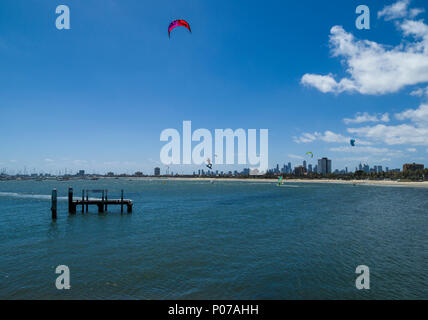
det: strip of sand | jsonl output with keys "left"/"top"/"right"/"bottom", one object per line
{"left": 150, "top": 177, "right": 428, "bottom": 188}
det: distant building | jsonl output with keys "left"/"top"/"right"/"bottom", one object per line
{"left": 294, "top": 165, "right": 307, "bottom": 176}
{"left": 107, "top": 172, "right": 115, "bottom": 177}
{"left": 308, "top": 164, "right": 313, "bottom": 173}
{"left": 242, "top": 168, "right": 250, "bottom": 175}
{"left": 77, "top": 170, "right": 85, "bottom": 176}
{"left": 303, "top": 160, "right": 307, "bottom": 170}
{"left": 403, "top": 163, "right": 424, "bottom": 172}
{"left": 317, "top": 158, "right": 332, "bottom": 175}
{"left": 154, "top": 167, "right": 160, "bottom": 176}
{"left": 134, "top": 171, "right": 143, "bottom": 177}
{"left": 363, "top": 164, "right": 370, "bottom": 173}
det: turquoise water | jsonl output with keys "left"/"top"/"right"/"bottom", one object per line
{"left": 0, "top": 179, "right": 427, "bottom": 299}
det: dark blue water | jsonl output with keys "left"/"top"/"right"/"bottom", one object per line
{"left": 0, "top": 179, "right": 427, "bottom": 299}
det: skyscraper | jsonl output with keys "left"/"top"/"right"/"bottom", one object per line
{"left": 303, "top": 160, "right": 307, "bottom": 169}
{"left": 317, "top": 158, "right": 332, "bottom": 175}
{"left": 154, "top": 167, "right": 160, "bottom": 176}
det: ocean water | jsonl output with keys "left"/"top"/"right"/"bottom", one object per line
{"left": 0, "top": 179, "right": 426, "bottom": 300}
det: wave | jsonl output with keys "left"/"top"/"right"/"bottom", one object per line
{"left": 0, "top": 192, "right": 92, "bottom": 201}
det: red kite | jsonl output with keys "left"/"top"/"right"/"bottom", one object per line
{"left": 168, "top": 20, "right": 191, "bottom": 38}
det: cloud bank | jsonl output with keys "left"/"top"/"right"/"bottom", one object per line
{"left": 301, "top": 1, "right": 428, "bottom": 95}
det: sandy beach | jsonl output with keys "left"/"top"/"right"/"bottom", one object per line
{"left": 148, "top": 177, "right": 428, "bottom": 188}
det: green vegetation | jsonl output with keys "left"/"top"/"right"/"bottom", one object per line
{"left": 260, "top": 169, "right": 428, "bottom": 181}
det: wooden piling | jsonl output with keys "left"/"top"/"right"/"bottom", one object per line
{"left": 51, "top": 189, "right": 57, "bottom": 220}
{"left": 104, "top": 190, "right": 108, "bottom": 212}
{"left": 86, "top": 190, "right": 89, "bottom": 212}
{"left": 101, "top": 190, "right": 105, "bottom": 213}
{"left": 82, "top": 190, "right": 84, "bottom": 213}
{"left": 68, "top": 187, "right": 76, "bottom": 214}
{"left": 121, "top": 189, "right": 124, "bottom": 214}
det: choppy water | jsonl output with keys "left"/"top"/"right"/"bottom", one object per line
{"left": 0, "top": 179, "right": 427, "bottom": 299}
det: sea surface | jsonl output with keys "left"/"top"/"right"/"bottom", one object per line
{"left": 0, "top": 179, "right": 427, "bottom": 299}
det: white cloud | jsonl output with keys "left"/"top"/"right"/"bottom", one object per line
{"left": 378, "top": 0, "right": 410, "bottom": 21}
{"left": 44, "top": 158, "right": 54, "bottom": 163}
{"left": 395, "top": 103, "right": 428, "bottom": 123}
{"left": 301, "top": 72, "right": 356, "bottom": 95}
{"left": 407, "top": 148, "right": 417, "bottom": 152}
{"left": 301, "top": 3, "right": 428, "bottom": 95}
{"left": 410, "top": 86, "right": 428, "bottom": 97}
{"left": 348, "top": 123, "right": 428, "bottom": 146}
{"left": 294, "top": 131, "right": 348, "bottom": 144}
{"left": 288, "top": 154, "right": 304, "bottom": 160}
{"left": 294, "top": 130, "right": 372, "bottom": 145}
{"left": 329, "top": 146, "right": 404, "bottom": 157}
{"left": 296, "top": 103, "right": 428, "bottom": 150}
{"left": 319, "top": 131, "right": 349, "bottom": 143}
{"left": 343, "top": 112, "right": 390, "bottom": 124}
{"left": 410, "top": 8, "right": 425, "bottom": 19}
{"left": 293, "top": 132, "right": 318, "bottom": 143}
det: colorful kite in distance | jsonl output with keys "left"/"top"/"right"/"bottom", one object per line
{"left": 350, "top": 139, "right": 356, "bottom": 147}
{"left": 168, "top": 19, "right": 191, "bottom": 38}
{"left": 305, "top": 152, "right": 314, "bottom": 158}
{"left": 206, "top": 158, "right": 213, "bottom": 170}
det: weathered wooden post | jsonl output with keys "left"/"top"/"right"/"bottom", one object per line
{"left": 99, "top": 190, "right": 105, "bottom": 213}
{"left": 121, "top": 189, "right": 124, "bottom": 214}
{"left": 104, "top": 190, "right": 108, "bottom": 212}
{"left": 51, "top": 189, "right": 57, "bottom": 220}
{"left": 68, "top": 187, "right": 76, "bottom": 214}
{"left": 86, "top": 190, "right": 89, "bottom": 212}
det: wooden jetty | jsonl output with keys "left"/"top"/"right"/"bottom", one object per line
{"left": 51, "top": 187, "right": 133, "bottom": 219}
{"left": 68, "top": 188, "right": 133, "bottom": 214}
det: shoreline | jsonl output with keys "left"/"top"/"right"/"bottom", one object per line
{"left": 2, "top": 176, "right": 427, "bottom": 188}
{"left": 129, "top": 177, "right": 428, "bottom": 188}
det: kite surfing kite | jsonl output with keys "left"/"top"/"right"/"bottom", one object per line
{"left": 168, "top": 19, "right": 191, "bottom": 38}
{"left": 305, "top": 151, "right": 314, "bottom": 158}
{"left": 350, "top": 139, "right": 356, "bottom": 147}
{"left": 206, "top": 158, "right": 213, "bottom": 170}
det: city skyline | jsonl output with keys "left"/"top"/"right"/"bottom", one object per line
{"left": 0, "top": 156, "right": 416, "bottom": 177}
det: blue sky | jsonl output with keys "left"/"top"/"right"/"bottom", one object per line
{"left": 1, "top": 0, "right": 428, "bottom": 174}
